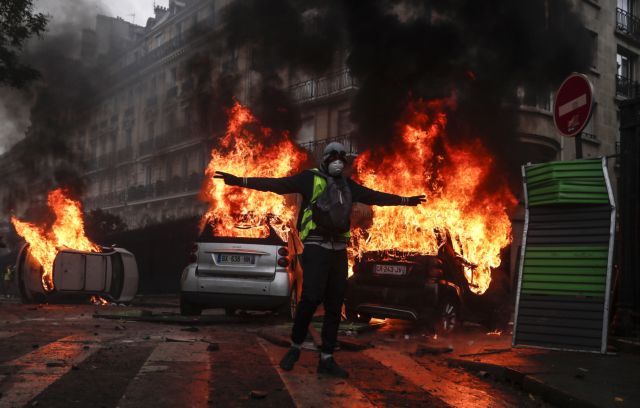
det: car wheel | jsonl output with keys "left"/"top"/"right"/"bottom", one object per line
{"left": 224, "top": 308, "right": 236, "bottom": 316}
{"left": 180, "top": 296, "right": 202, "bottom": 316}
{"left": 346, "top": 307, "right": 371, "bottom": 324}
{"left": 434, "top": 297, "right": 459, "bottom": 335}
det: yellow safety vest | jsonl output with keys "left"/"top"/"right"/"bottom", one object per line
{"left": 299, "top": 169, "right": 351, "bottom": 241}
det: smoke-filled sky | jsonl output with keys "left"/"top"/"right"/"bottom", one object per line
{"left": 0, "top": 0, "right": 166, "bottom": 155}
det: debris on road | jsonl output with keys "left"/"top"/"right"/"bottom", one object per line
{"left": 415, "top": 345, "right": 454, "bottom": 356}
{"left": 207, "top": 343, "right": 220, "bottom": 351}
{"left": 459, "top": 348, "right": 511, "bottom": 357}
{"left": 250, "top": 390, "right": 268, "bottom": 399}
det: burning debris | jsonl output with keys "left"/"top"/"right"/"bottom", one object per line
{"left": 200, "top": 101, "right": 308, "bottom": 240}
{"left": 352, "top": 100, "right": 516, "bottom": 294}
{"left": 11, "top": 188, "right": 99, "bottom": 291}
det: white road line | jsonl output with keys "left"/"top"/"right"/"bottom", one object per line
{"left": 259, "top": 339, "right": 375, "bottom": 408}
{"left": 0, "top": 332, "right": 18, "bottom": 340}
{"left": 558, "top": 94, "right": 587, "bottom": 116}
{"left": 0, "top": 334, "right": 100, "bottom": 408}
{"left": 117, "top": 341, "right": 210, "bottom": 408}
{"left": 365, "top": 346, "right": 510, "bottom": 408}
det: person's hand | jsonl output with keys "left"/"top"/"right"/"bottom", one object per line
{"left": 405, "top": 195, "right": 427, "bottom": 206}
{"left": 214, "top": 171, "right": 242, "bottom": 186}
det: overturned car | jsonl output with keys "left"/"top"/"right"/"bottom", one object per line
{"left": 17, "top": 244, "right": 139, "bottom": 304}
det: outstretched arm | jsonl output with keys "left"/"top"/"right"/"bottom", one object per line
{"left": 350, "top": 180, "right": 426, "bottom": 207}
{"left": 214, "top": 171, "right": 308, "bottom": 195}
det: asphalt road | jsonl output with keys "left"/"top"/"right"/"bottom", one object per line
{"left": 0, "top": 298, "right": 552, "bottom": 408}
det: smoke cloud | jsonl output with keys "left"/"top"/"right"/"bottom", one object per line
{"left": 222, "top": 0, "right": 593, "bottom": 181}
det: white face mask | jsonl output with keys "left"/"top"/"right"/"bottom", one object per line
{"left": 328, "top": 160, "right": 345, "bottom": 176}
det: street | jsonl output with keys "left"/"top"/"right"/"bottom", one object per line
{"left": 0, "top": 298, "right": 549, "bottom": 408}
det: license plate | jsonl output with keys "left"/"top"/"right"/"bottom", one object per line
{"left": 374, "top": 264, "right": 407, "bottom": 276}
{"left": 216, "top": 254, "right": 255, "bottom": 265}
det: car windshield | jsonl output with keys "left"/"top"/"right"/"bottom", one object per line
{"left": 198, "top": 222, "right": 286, "bottom": 245}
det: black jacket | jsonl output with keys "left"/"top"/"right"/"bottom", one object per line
{"left": 243, "top": 169, "right": 405, "bottom": 232}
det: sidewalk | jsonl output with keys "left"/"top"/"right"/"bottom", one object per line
{"left": 444, "top": 332, "right": 640, "bottom": 408}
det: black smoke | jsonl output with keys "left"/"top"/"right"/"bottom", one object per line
{"left": 1, "top": 1, "right": 107, "bottom": 210}
{"left": 222, "top": 0, "right": 593, "bottom": 178}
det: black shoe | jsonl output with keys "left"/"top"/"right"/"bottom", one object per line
{"left": 317, "top": 356, "right": 349, "bottom": 378}
{"left": 279, "top": 347, "right": 300, "bottom": 371}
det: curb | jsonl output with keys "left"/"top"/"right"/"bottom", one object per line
{"left": 447, "top": 358, "right": 601, "bottom": 408}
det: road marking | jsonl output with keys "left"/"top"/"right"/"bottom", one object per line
{"left": 117, "top": 341, "right": 210, "bottom": 408}
{"left": 0, "top": 334, "right": 100, "bottom": 408}
{"left": 558, "top": 94, "right": 587, "bottom": 116}
{"left": 0, "top": 332, "right": 18, "bottom": 340}
{"left": 259, "top": 339, "right": 375, "bottom": 408}
{"left": 365, "top": 346, "right": 510, "bottom": 407}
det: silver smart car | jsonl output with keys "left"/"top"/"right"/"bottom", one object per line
{"left": 180, "top": 224, "right": 299, "bottom": 318}
{"left": 17, "top": 244, "right": 139, "bottom": 304}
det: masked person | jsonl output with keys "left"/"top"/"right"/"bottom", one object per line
{"left": 215, "top": 142, "right": 426, "bottom": 378}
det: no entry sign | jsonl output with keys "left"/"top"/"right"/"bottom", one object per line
{"left": 553, "top": 73, "right": 594, "bottom": 137}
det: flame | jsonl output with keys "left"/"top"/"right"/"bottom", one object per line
{"left": 352, "top": 100, "right": 516, "bottom": 294}
{"left": 90, "top": 295, "right": 109, "bottom": 305}
{"left": 200, "top": 101, "right": 308, "bottom": 239}
{"left": 11, "top": 188, "right": 100, "bottom": 291}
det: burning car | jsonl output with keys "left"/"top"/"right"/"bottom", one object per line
{"left": 180, "top": 223, "right": 299, "bottom": 317}
{"left": 344, "top": 237, "right": 510, "bottom": 334}
{"left": 11, "top": 188, "right": 139, "bottom": 304}
{"left": 17, "top": 244, "right": 139, "bottom": 304}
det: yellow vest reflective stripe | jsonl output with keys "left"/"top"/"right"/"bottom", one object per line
{"left": 299, "top": 169, "right": 351, "bottom": 242}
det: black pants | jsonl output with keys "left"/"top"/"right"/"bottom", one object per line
{"left": 291, "top": 244, "right": 348, "bottom": 354}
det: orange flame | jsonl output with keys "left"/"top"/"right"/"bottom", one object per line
{"left": 200, "top": 101, "right": 308, "bottom": 239}
{"left": 90, "top": 295, "right": 109, "bottom": 305}
{"left": 352, "top": 100, "right": 516, "bottom": 294}
{"left": 11, "top": 188, "right": 100, "bottom": 291}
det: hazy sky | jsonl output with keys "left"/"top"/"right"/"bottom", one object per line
{"left": 0, "top": 1, "right": 170, "bottom": 155}
{"left": 99, "top": 0, "right": 169, "bottom": 26}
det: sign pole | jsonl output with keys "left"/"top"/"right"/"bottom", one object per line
{"left": 575, "top": 132, "right": 583, "bottom": 159}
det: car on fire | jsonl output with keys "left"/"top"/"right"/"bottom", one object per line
{"left": 180, "top": 223, "right": 300, "bottom": 318}
{"left": 344, "top": 236, "right": 510, "bottom": 334}
{"left": 17, "top": 244, "right": 139, "bottom": 304}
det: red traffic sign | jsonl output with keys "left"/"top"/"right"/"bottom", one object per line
{"left": 553, "top": 73, "right": 594, "bottom": 137}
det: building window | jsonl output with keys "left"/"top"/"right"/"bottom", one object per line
{"left": 337, "top": 109, "right": 353, "bottom": 137}
{"left": 617, "top": 0, "right": 640, "bottom": 39}
{"left": 616, "top": 50, "right": 638, "bottom": 98}
{"left": 296, "top": 117, "right": 315, "bottom": 145}
{"left": 517, "top": 86, "right": 551, "bottom": 112}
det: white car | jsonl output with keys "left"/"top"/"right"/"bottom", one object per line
{"left": 17, "top": 244, "right": 139, "bottom": 304}
{"left": 180, "top": 224, "right": 299, "bottom": 318}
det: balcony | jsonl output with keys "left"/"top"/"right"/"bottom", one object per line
{"left": 616, "top": 74, "right": 640, "bottom": 98}
{"left": 298, "top": 134, "right": 360, "bottom": 163}
{"left": 616, "top": 7, "right": 640, "bottom": 42}
{"left": 289, "top": 69, "right": 358, "bottom": 104}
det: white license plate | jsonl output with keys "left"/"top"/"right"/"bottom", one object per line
{"left": 374, "top": 264, "right": 407, "bottom": 276}
{"left": 216, "top": 254, "right": 255, "bottom": 265}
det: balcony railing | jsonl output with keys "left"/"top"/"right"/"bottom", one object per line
{"left": 290, "top": 69, "right": 358, "bottom": 103}
{"left": 616, "top": 74, "right": 640, "bottom": 98}
{"left": 617, "top": 7, "right": 640, "bottom": 41}
{"left": 86, "top": 173, "right": 205, "bottom": 209}
{"left": 116, "top": 148, "right": 133, "bottom": 162}
{"left": 298, "top": 134, "right": 359, "bottom": 163}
